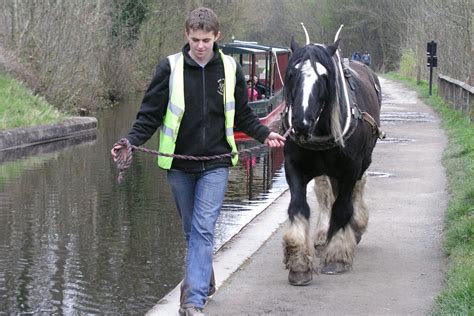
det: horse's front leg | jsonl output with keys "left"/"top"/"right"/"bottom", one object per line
{"left": 321, "top": 177, "right": 358, "bottom": 274}
{"left": 283, "top": 161, "right": 315, "bottom": 286}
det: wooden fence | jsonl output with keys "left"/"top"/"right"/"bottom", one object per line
{"left": 438, "top": 74, "right": 474, "bottom": 122}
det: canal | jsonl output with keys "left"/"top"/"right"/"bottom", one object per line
{"left": 0, "top": 95, "right": 287, "bottom": 314}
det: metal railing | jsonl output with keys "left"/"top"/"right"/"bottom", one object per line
{"left": 438, "top": 74, "right": 474, "bottom": 122}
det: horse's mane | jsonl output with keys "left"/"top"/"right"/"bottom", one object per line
{"left": 287, "top": 44, "right": 344, "bottom": 146}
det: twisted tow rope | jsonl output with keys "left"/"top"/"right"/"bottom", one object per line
{"left": 112, "top": 129, "right": 292, "bottom": 183}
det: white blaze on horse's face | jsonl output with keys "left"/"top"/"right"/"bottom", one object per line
{"left": 295, "top": 60, "right": 328, "bottom": 125}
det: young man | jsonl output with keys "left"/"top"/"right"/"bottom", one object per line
{"left": 111, "top": 7, "right": 285, "bottom": 316}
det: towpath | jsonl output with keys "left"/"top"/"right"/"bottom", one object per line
{"left": 149, "top": 77, "right": 448, "bottom": 315}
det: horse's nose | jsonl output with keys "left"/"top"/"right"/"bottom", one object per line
{"left": 292, "top": 120, "right": 310, "bottom": 137}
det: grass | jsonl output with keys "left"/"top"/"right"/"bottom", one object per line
{"left": 0, "top": 72, "right": 66, "bottom": 130}
{"left": 385, "top": 72, "right": 474, "bottom": 315}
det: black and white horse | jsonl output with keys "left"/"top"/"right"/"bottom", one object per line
{"left": 282, "top": 28, "right": 383, "bottom": 285}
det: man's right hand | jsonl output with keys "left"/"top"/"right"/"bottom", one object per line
{"left": 111, "top": 144, "right": 124, "bottom": 162}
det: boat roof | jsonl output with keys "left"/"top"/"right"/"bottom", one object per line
{"left": 220, "top": 40, "right": 290, "bottom": 55}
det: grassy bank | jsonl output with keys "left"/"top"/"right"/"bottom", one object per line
{"left": 385, "top": 72, "right": 474, "bottom": 315}
{"left": 0, "top": 72, "right": 66, "bottom": 130}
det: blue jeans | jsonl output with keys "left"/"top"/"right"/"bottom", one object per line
{"left": 167, "top": 167, "right": 229, "bottom": 308}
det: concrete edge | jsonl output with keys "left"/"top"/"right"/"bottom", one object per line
{"left": 0, "top": 116, "right": 98, "bottom": 151}
{"left": 145, "top": 185, "right": 298, "bottom": 316}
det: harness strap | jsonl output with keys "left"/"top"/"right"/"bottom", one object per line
{"left": 344, "top": 68, "right": 357, "bottom": 91}
{"left": 343, "top": 63, "right": 384, "bottom": 140}
{"left": 333, "top": 48, "right": 352, "bottom": 137}
{"left": 352, "top": 105, "right": 385, "bottom": 139}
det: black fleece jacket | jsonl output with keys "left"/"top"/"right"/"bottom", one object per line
{"left": 126, "top": 43, "right": 270, "bottom": 172}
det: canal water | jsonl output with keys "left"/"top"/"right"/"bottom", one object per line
{"left": 0, "top": 95, "right": 287, "bottom": 314}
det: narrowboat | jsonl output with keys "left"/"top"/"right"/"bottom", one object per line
{"left": 220, "top": 41, "right": 291, "bottom": 140}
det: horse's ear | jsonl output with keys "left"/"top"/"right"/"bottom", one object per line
{"left": 290, "top": 35, "right": 299, "bottom": 52}
{"left": 327, "top": 39, "right": 341, "bottom": 56}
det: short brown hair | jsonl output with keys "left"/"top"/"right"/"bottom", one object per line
{"left": 185, "top": 7, "right": 219, "bottom": 35}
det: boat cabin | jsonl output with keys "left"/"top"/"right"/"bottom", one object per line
{"left": 220, "top": 41, "right": 291, "bottom": 139}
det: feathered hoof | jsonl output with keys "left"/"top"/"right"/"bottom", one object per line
{"left": 321, "top": 262, "right": 350, "bottom": 275}
{"left": 288, "top": 270, "right": 312, "bottom": 286}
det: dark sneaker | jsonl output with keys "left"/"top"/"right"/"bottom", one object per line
{"left": 179, "top": 305, "right": 205, "bottom": 316}
{"left": 180, "top": 268, "right": 216, "bottom": 301}
{"left": 208, "top": 284, "right": 216, "bottom": 296}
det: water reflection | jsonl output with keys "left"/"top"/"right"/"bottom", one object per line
{"left": 216, "top": 141, "right": 286, "bottom": 251}
{"left": 0, "top": 94, "right": 286, "bottom": 314}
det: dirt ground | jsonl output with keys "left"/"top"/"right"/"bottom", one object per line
{"left": 203, "top": 77, "right": 448, "bottom": 316}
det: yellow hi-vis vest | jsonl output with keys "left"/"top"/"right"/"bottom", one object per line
{"left": 157, "top": 51, "right": 238, "bottom": 169}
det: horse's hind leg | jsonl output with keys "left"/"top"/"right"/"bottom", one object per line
{"left": 311, "top": 175, "right": 337, "bottom": 256}
{"left": 350, "top": 174, "right": 369, "bottom": 244}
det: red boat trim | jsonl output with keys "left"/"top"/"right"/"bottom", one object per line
{"left": 234, "top": 102, "right": 286, "bottom": 141}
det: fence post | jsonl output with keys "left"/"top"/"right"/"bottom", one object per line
{"left": 470, "top": 91, "right": 474, "bottom": 123}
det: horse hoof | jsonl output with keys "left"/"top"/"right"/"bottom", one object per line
{"left": 288, "top": 270, "right": 312, "bottom": 286}
{"left": 321, "top": 262, "right": 349, "bottom": 275}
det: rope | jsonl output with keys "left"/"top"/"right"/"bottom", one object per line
{"left": 113, "top": 138, "right": 134, "bottom": 184}
{"left": 112, "top": 129, "right": 292, "bottom": 183}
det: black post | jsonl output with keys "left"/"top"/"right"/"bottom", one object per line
{"left": 426, "top": 40, "right": 437, "bottom": 96}
{"left": 429, "top": 63, "right": 433, "bottom": 96}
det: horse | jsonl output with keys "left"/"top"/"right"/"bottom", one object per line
{"left": 281, "top": 30, "right": 383, "bottom": 286}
